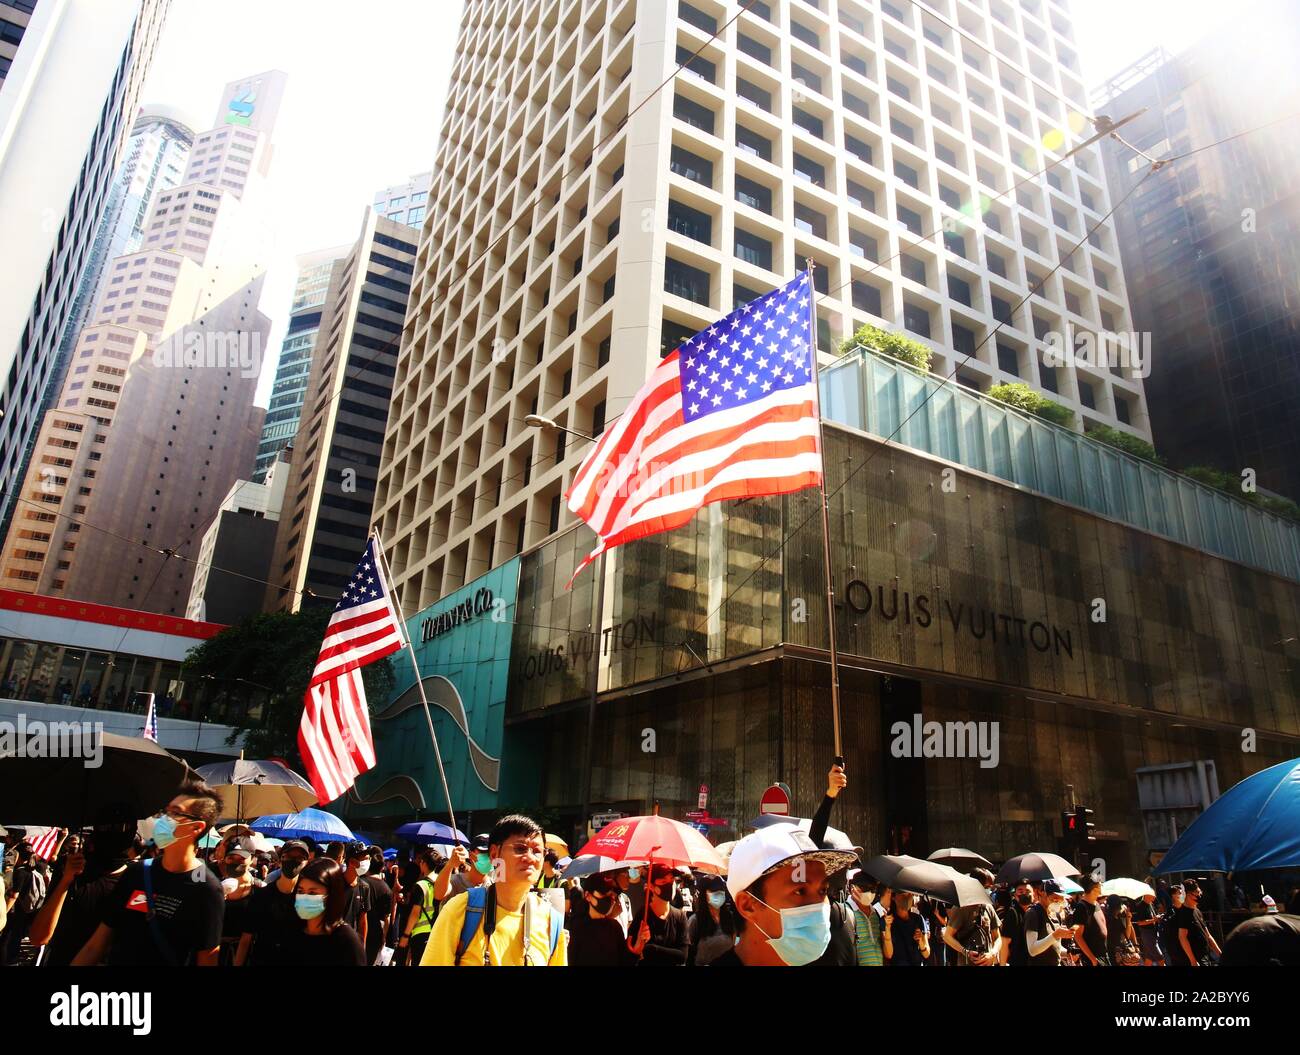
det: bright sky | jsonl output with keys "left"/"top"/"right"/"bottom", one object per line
{"left": 134, "top": 0, "right": 1248, "bottom": 409}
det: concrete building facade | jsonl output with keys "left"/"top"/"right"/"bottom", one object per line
{"left": 0, "top": 0, "right": 170, "bottom": 537}
{"left": 373, "top": 0, "right": 1147, "bottom": 616}
{"left": 0, "top": 70, "right": 286, "bottom": 614}
{"left": 372, "top": 170, "right": 433, "bottom": 229}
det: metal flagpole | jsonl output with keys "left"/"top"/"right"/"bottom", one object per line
{"left": 804, "top": 259, "right": 844, "bottom": 761}
{"left": 370, "top": 530, "right": 460, "bottom": 838}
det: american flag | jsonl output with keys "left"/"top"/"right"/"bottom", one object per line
{"left": 566, "top": 271, "right": 822, "bottom": 583}
{"left": 297, "top": 537, "right": 405, "bottom": 803}
{"left": 27, "top": 826, "right": 60, "bottom": 861}
{"left": 141, "top": 695, "right": 158, "bottom": 742}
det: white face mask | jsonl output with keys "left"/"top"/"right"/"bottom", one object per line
{"left": 355, "top": 859, "right": 370, "bottom": 876}
{"left": 853, "top": 889, "right": 876, "bottom": 908}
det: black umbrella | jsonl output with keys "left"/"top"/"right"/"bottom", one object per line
{"left": 562, "top": 855, "right": 649, "bottom": 880}
{"left": 928, "top": 847, "right": 994, "bottom": 872}
{"left": 863, "top": 855, "right": 991, "bottom": 907}
{"left": 995, "top": 851, "right": 1080, "bottom": 886}
{"left": 860, "top": 854, "right": 930, "bottom": 887}
{"left": 0, "top": 732, "right": 189, "bottom": 827}
{"left": 194, "top": 759, "right": 317, "bottom": 819}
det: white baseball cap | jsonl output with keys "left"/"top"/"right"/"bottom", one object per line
{"left": 725, "top": 822, "right": 858, "bottom": 901}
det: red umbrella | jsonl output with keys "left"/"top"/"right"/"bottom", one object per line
{"left": 576, "top": 814, "right": 725, "bottom": 875}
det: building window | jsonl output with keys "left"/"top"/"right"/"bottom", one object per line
{"left": 678, "top": 1, "right": 718, "bottom": 33}
{"left": 852, "top": 281, "right": 882, "bottom": 316}
{"left": 673, "top": 95, "right": 715, "bottom": 134}
{"left": 734, "top": 229, "right": 773, "bottom": 271}
{"left": 670, "top": 144, "right": 713, "bottom": 187}
{"left": 997, "top": 343, "right": 1020, "bottom": 376}
{"left": 664, "top": 258, "right": 711, "bottom": 304}
{"left": 736, "top": 77, "right": 772, "bottom": 112}
{"left": 1078, "top": 379, "right": 1096, "bottom": 409}
{"left": 947, "top": 274, "right": 972, "bottom": 306}
{"left": 793, "top": 203, "right": 827, "bottom": 239}
{"left": 792, "top": 153, "right": 824, "bottom": 185}
{"left": 736, "top": 125, "right": 772, "bottom": 162}
{"left": 675, "top": 45, "right": 716, "bottom": 84}
{"left": 844, "top": 135, "right": 873, "bottom": 165}
{"left": 661, "top": 318, "right": 698, "bottom": 358}
{"left": 737, "top": 33, "right": 772, "bottom": 66}
{"left": 734, "top": 282, "right": 765, "bottom": 309}
{"left": 668, "top": 200, "right": 713, "bottom": 244}
{"left": 903, "top": 303, "right": 931, "bottom": 338}
{"left": 735, "top": 175, "right": 772, "bottom": 214}
{"left": 792, "top": 107, "right": 824, "bottom": 139}
{"left": 1115, "top": 394, "right": 1131, "bottom": 425}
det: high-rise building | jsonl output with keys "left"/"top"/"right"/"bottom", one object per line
{"left": 0, "top": 0, "right": 170, "bottom": 538}
{"left": 0, "top": 70, "right": 287, "bottom": 614}
{"left": 264, "top": 209, "right": 418, "bottom": 610}
{"left": 372, "top": 170, "right": 432, "bottom": 228}
{"left": 253, "top": 244, "right": 350, "bottom": 479}
{"left": 1095, "top": 3, "right": 1300, "bottom": 500}
{"left": 373, "top": 0, "right": 1144, "bottom": 611}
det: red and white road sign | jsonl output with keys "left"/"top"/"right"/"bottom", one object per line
{"left": 760, "top": 784, "right": 790, "bottom": 816}
{"left": 698, "top": 784, "right": 709, "bottom": 810}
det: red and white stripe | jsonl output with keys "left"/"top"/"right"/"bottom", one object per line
{"left": 308, "top": 596, "right": 403, "bottom": 689}
{"left": 298, "top": 668, "right": 378, "bottom": 805}
{"left": 566, "top": 351, "right": 822, "bottom": 583}
{"left": 28, "top": 826, "right": 60, "bottom": 861}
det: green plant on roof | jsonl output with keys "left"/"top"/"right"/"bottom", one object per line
{"left": 986, "top": 381, "right": 1074, "bottom": 427}
{"left": 837, "top": 322, "right": 932, "bottom": 372}
{"left": 1084, "top": 423, "right": 1162, "bottom": 465}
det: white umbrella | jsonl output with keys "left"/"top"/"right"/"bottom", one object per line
{"left": 1101, "top": 877, "right": 1155, "bottom": 900}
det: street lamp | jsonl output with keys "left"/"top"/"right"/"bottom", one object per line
{"left": 524, "top": 413, "right": 602, "bottom": 841}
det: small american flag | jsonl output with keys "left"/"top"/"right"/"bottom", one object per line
{"left": 142, "top": 695, "right": 158, "bottom": 742}
{"left": 28, "top": 827, "right": 60, "bottom": 861}
{"left": 297, "top": 537, "right": 404, "bottom": 803}
{"left": 566, "top": 271, "right": 822, "bottom": 583}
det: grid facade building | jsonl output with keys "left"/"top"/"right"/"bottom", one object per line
{"left": 373, "top": 0, "right": 1145, "bottom": 611}
{"left": 372, "top": 170, "right": 433, "bottom": 228}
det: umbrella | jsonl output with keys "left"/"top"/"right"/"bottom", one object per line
{"left": 194, "top": 759, "right": 317, "bottom": 818}
{"left": 928, "top": 847, "right": 994, "bottom": 872}
{"left": 394, "top": 820, "right": 469, "bottom": 846}
{"left": 1154, "top": 757, "right": 1300, "bottom": 874}
{"left": 748, "top": 814, "right": 857, "bottom": 852}
{"left": 383, "top": 848, "right": 398, "bottom": 860}
{"left": 575, "top": 815, "right": 726, "bottom": 875}
{"left": 199, "top": 830, "right": 223, "bottom": 849}
{"left": 556, "top": 856, "right": 572, "bottom": 870}
{"left": 1053, "top": 876, "right": 1084, "bottom": 895}
{"left": 862, "top": 855, "right": 991, "bottom": 906}
{"left": 562, "top": 855, "right": 648, "bottom": 880}
{"left": 1101, "top": 878, "right": 1154, "bottom": 900}
{"left": 0, "top": 732, "right": 189, "bottom": 827}
{"left": 713, "top": 841, "right": 738, "bottom": 872}
{"left": 861, "top": 854, "right": 930, "bottom": 887}
{"left": 545, "top": 833, "right": 569, "bottom": 855}
{"left": 995, "top": 852, "right": 1080, "bottom": 886}
{"left": 251, "top": 807, "right": 355, "bottom": 842}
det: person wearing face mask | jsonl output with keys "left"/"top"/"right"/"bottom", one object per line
{"left": 1171, "top": 878, "right": 1220, "bottom": 967}
{"left": 686, "top": 874, "right": 738, "bottom": 966}
{"left": 340, "top": 843, "right": 374, "bottom": 955}
{"left": 434, "top": 834, "right": 492, "bottom": 902}
{"left": 29, "top": 827, "right": 138, "bottom": 967}
{"left": 999, "top": 880, "right": 1034, "bottom": 966}
{"left": 397, "top": 848, "right": 441, "bottom": 966}
{"left": 566, "top": 873, "right": 635, "bottom": 966}
{"left": 361, "top": 846, "right": 393, "bottom": 965}
{"left": 277, "top": 858, "right": 366, "bottom": 966}
{"left": 73, "top": 781, "right": 226, "bottom": 966}
{"left": 217, "top": 842, "right": 262, "bottom": 964}
{"left": 234, "top": 840, "right": 310, "bottom": 966}
{"left": 626, "top": 864, "right": 691, "bottom": 965}
{"left": 887, "top": 890, "right": 930, "bottom": 966}
{"left": 709, "top": 822, "right": 857, "bottom": 967}
{"left": 1023, "top": 881, "right": 1074, "bottom": 965}
{"left": 847, "top": 872, "right": 891, "bottom": 966}
{"left": 615, "top": 864, "right": 646, "bottom": 926}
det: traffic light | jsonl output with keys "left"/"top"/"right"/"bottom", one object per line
{"left": 1074, "top": 805, "right": 1096, "bottom": 847}
{"left": 1061, "top": 809, "right": 1078, "bottom": 853}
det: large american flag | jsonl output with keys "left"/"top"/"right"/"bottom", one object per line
{"left": 566, "top": 272, "right": 823, "bottom": 583}
{"left": 297, "top": 537, "right": 405, "bottom": 803}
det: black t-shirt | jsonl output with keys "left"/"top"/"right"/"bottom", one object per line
{"left": 100, "top": 860, "right": 225, "bottom": 966}
{"left": 707, "top": 946, "right": 744, "bottom": 966}
{"left": 277, "top": 923, "right": 366, "bottom": 966}
{"left": 812, "top": 899, "right": 856, "bottom": 966}
{"left": 566, "top": 909, "right": 635, "bottom": 967}
{"left": 630, "top": 905, "right": 689, "bottom": 965}
{"left": 343, "top": 878, "right": 372, "bottom": 934}
{"left": 1171, "top": 905, "right": 1211, "bottom": 965}
{"left": 1071, "top": 899, "right": 1109, "bottom": 962}
{"left": 43, "top": 867, "right": 126, "bottom": 967}
{"left": 889, "top": 912, "right": 927, "bottom": 965}
{"left": 221, "top": 886, "right": 258, "bottom": 941}
{"left": 244, "top": 882, "right": 300, "bottom": 966}
{"left": 1002, "top": 901, "right": 1029, "bottom": 966}
{"left": 362, "top": 874, "right": 392, "bottom": 961}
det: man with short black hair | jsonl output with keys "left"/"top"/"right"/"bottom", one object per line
{"left": 73, "top": 781, "right": 226, "bottom": 966}
{"left": 1171, "top": 879, "right": 1221, "bottom": 967}
{"left": 362, "top": 845, "right": 393, "bottom": 964}
{"left": 943, "top": 878, "right": 1002, "bottom": 966}
{"left": 1071, "top": 877, "right": 1110, "bottom": 966}
{"left": 567, "top": 872, "right": 634, "bottom": 966}
{"left": 235, "top": 839, "right": 309, "bottom": 966}
{"left": 342, "top": 843, "right": 374, "bottom": 954}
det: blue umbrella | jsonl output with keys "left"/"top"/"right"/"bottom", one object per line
{"left": 251, "top": 807, "right": 356, "bottom": 842}
{"left": 395, "top": 820, "right": 469, "bottom": 846}
{"left": 1155, "top": 758, "right": 1300, "bottom": 874}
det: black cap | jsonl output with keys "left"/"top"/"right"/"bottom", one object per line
{"left": 280, "top": 839, "right": 310, "bottom": 858}
{"left": 345, "top": 842, "right": 370, "bottom": 859}
{"left": 471, "top": 833, "right": 491, "bottom": 852}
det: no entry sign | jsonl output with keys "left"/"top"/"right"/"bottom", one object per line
{"left": 760, "top": 784, "right": 790, "bottom": 816}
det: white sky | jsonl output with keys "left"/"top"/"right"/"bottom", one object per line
{"left": 134, "top": 0, "right": 1247, "bottom": 408}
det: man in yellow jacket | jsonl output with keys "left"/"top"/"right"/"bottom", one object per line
{"left": 421, "top": 814, "right": 567, "bottom": 966}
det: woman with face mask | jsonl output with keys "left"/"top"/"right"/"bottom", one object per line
{"left": 847, "top": 873, "right": 892, "bottom": 966}
{"left": 686, "top": 874, "right": 738, "bottom": 966}
{"left": 277, "top": 858, "right": 365, "bottom": 966}
{"left": 627, "top": 864, "right": 691, "bottom": 965}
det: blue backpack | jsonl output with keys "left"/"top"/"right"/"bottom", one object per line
{"left": 454, "top": 885, "right": 563, "bottom": 966}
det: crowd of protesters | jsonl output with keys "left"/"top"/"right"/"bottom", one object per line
{"left": 2, "top": 775, "right": 1299, "bottom": 967}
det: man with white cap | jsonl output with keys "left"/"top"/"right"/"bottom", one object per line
{"left": 708, "top": 822, "right": 857, "bottom": 967}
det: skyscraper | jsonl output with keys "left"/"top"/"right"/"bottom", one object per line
{"left": 0, "top": 0, "right": 170, "bottom": 538}
{"left": 1096, "top": 2, "right": 1300, "bottom": 501}
{"left": 252, "top": 244, "right": 350, "bottom": 479}
{"left": 372, "top": 0, "right": 1144, "bottom": 610}
{"left": 264, "top": 208, "right": 418, "bottom": 610}
{"left": 372, "top": 170, "right": 433, "bottom": 228}
{"left": 0, "top": 70, "right": 287, "bottom": 614}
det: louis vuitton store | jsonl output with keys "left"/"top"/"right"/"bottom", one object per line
{"left": 499, "top": 410, "right": 1300, "bottom": 879}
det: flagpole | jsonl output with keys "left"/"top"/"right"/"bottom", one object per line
{"left": 370, "top": 530, "right": 460, "bottom": 840}
{"left": 804, "top": 259, "right": 843, "bottom": 761}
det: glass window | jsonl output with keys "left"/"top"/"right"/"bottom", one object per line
{"left": 675, "top": 45, "right": 716, "bottom": 84}
{"left": 736, "top": 77, "right": 772, "bottom": 111}
{"left": 737, "top": 34, "right": 772, "bottom": 66}
{"left": 792, "top": 107, "right": 824, "bottom": 139}
{"left": 793, "top": 152, "right": 825, "bottom": 185}
{"left": 668, "top": 200, "right": 713, "bottom": 244}
{"left": 673, "top": 95, "right": 716, "bottom": 134}
{"left": 670, "top": 144, "right": 713, "bottom": 187}
{"left": 678, "top": 1, "right": 717, "bottom": 33}
{"left": 735, "top": 175, "right": 772, "bottom": 214}
{"left": 388, "top": 196, "right": 407, "bottom": 208}
{"left": 852, "top": 281, "right": 882, "bottom": 316}
{"left": 948, "top": 274, "right": 972, "bottom": 305}
{"left": 664, "top": 258, "right": 711, "bottom": 304}
{"left": 997, "top": 343, "right": 1020, "bottom": 375}
{"left": 734, "top": 229, "right": 773, "bottom": 271}
{"left": 736, "top": 125, "right": 772, "bottom": 162}
{"left": 791, "top": 63, "right": 822, "bottom": 96}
